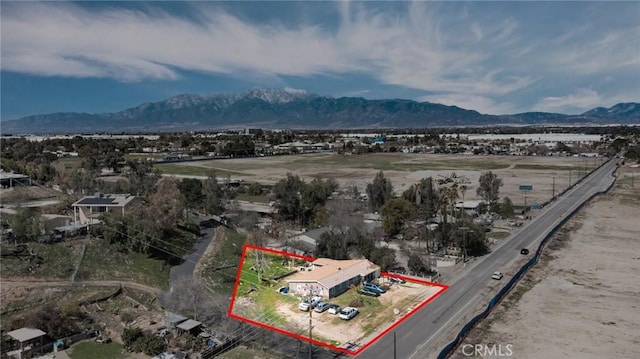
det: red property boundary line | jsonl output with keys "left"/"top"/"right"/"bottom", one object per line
{"left": 228, "top": 244, "right": 449, "bottom": 356}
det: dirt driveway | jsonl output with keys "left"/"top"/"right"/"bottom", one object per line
{"left": 272, "top": 281, "right": 444, "bottom": 347}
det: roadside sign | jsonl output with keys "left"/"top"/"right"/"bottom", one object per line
{"left": 519, "top": 185, "right": 533, "bottom": 191}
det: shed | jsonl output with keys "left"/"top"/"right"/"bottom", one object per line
{"left": 7, "top": 327, "right": 47, "bottom": 359}
{"left": 176, "top": 319, "right": 202, "bottom": 335}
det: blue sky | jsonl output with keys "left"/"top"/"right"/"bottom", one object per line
{"left": 1, "top": 1, "right": 639, "bottom": 120}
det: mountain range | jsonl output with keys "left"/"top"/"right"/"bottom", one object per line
{"left": 1, "top": 88, "right": 638, "bottom": 134}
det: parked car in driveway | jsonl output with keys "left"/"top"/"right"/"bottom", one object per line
{"left": 388, "top": 276, "right": 406, "bottom": 284}
{"left": 491, "top": 271, "right": 504, "bottom": 280}
{"left": 339, "top": 307, "right": 358, "bottom": 320}
{"left": 363, "top": 282, "right": 386, "bottom": 293}
{"left": 298, "top": 302, "right": 310, "bottom": 311}
{"left": 313, "top": 302, "right": 330, "bottom": 313}
{"left": 327, "top": 304, "right": 341, "bottom": 314}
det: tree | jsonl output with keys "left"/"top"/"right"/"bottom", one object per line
{"left": 402, "top": 177, "right": 437, "bottom": 219}
{"left": 203, "top": 173, "right": 225, "bottom": 215}
{"left": 366, "top": 171, "right": 393, "bottom": 210}
{"left": 122, "top": 327, "right": 144, "bottom": 350}
{"left": 380, "top": 198, "right": 415, "bottom": 237}
{"left": 477, "top": 171, "right": 503, "bottom": 207}
{"left": 500, "top": 197, "right": 515, "bottom": 218}
{"left": 315, "top": 231, "right": 349, "bottom": 260}
{"left": 127, "top": 160, "right": 161, "bottom": 197}
{"left": 146, "top": 177, "right": 183, "bottom": 233}
{"left": 407, "top": 254, "right": 429, "bottom": 275}
{"left": 178, "top": 178, "right": 204, "bottom": 212}
{"left": 9, "top": 207, "right": 42, "bottom": 241}
{"left": 273, "top": 173, "right": 304, "bottom": 223}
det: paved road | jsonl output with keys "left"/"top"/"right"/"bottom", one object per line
{"left": 169, "top": 217, "right": 217, "bottom": 292}
{"left": 358, "top": 159, "right": 618, "bottom": 359}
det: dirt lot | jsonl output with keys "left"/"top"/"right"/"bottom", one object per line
{"left": 172, "top": 153, "right": 601, "bottom": 207}
{"left": 452, "top": 167, "right": 640, "bottom": 359}
{"left": 269, "top": 281, "right": 444, "bottom": 347}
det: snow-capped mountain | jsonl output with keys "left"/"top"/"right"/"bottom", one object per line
{"left": 2, "top": 88, "right": 638, "bottom": 133}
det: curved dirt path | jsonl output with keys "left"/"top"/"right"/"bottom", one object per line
{"left": 0, "top": 279, "right": 160, "bottom": 295}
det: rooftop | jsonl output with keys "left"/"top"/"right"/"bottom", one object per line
{"left": 286, "top": 258, "right": 379, "bottom": 290}
{"left": 177, "top": 319, "right": 202, "bottom": 331}
{"left": 8, "top": 327, "right": 47, "bottom": 342}
{"left": 72, "top": 193, "right": 136, "bottom": 207}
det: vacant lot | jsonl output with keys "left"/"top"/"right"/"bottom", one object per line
{"left": 162, "top": 153, "right": 601, "bottom": 207}
{"left": 454, "top": 167, "right": 640, "bottom": 359}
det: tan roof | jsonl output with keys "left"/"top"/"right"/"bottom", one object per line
{"left": 286, "top": 258, "right": 379, "bottom": 290}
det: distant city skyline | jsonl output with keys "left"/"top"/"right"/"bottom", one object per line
{"left": 1, "top": 1, "right": 639, "bottom": 120}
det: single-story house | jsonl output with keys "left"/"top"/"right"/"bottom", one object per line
{"left": 286, "top": 258, "right": 380, "bottom": 299}
{"left": 71, "top": 193, "right": 137, "bottom": 225}
{"left": 290, "top": 226, "right": 331, "bottom": 247}
{"left": 0, "top": 172, "right": 31, "bottom": 188}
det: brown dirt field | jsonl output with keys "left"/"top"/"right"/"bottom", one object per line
{"left": 172, "top": 153, "right": 602, "bottom": 207}
{"left": 268, "top": 281, "right": 443, "bottom": 347}
{"left": 450, "top": 167, "right": 640, "bottom": 359}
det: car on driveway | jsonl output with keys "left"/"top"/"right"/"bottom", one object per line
{"left": 339, "top": 307, "right": 358, "bottom": 320}
{"left": 327, "top": 304, "right": 341, "bottom": 315}
{"left": 388, "top": 277, "right": 406, "bottom": 284}
{"left": 298, "top": 302, "right": 310, "bottom": 311}
{"left": 520, "top": 248, "right": 530, "bottom": 255}
{"left": 363, "top": 282, "right": 386, "bottom": 293}
{"left": 313, "top": 302, "right": 330, "bottom": 313}
{"left": 491, "top": 271, "right": 504, "bottom": 280}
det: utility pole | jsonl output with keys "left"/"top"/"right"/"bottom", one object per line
{"left": 459, "top": 226, "right": 469, "bottom": 264}
{"left": 308, "top": 288, "right": 313, "bottom": 359}
{"left": 569, "top": 169, "right": 572, "bottom": 187}
{"left": 393, "top": 331, "right": 397, "bottom": 359}
{"left": 552, "top": 177, "right": 556, "bottom": 199}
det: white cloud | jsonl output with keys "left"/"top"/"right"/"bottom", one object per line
{"left": 1, "top": 2, "right": 638, "bottom": 112}
{"left": 534, "top": 89, "right": 634, "bottom": 113}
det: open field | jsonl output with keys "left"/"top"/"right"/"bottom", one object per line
{"left": 454, "top": 167, "right": 640, "bottom": 359}
{"left": 162, "top": 153, "right": 603, "bottom": 207}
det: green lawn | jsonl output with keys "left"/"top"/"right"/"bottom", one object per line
{"left": 233, "top": 249, "right": 301, "bottom": 323}
{"left": 156, "top": 163, "right": 247, "bottom": 177}
{"left": 68, "top": 340, "right": 127, "bottom": 359}
{"left": 236, "top": 193, "right": 270, "bottom": 203}
{"left": 513, "top": 164, "right": 579, "bottom": 171}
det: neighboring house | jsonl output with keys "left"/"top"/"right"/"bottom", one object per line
{"left": 286, "top": 258, "right": 380, "bottom": 299}
{"left": 290, "top": 226, "right": 331, "bottom": 247}
{"left": 0, "top": 171, "right": 31, "bottom": 188}
{"left": 71, "top": 193, "right": 137, "bottom": 225}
